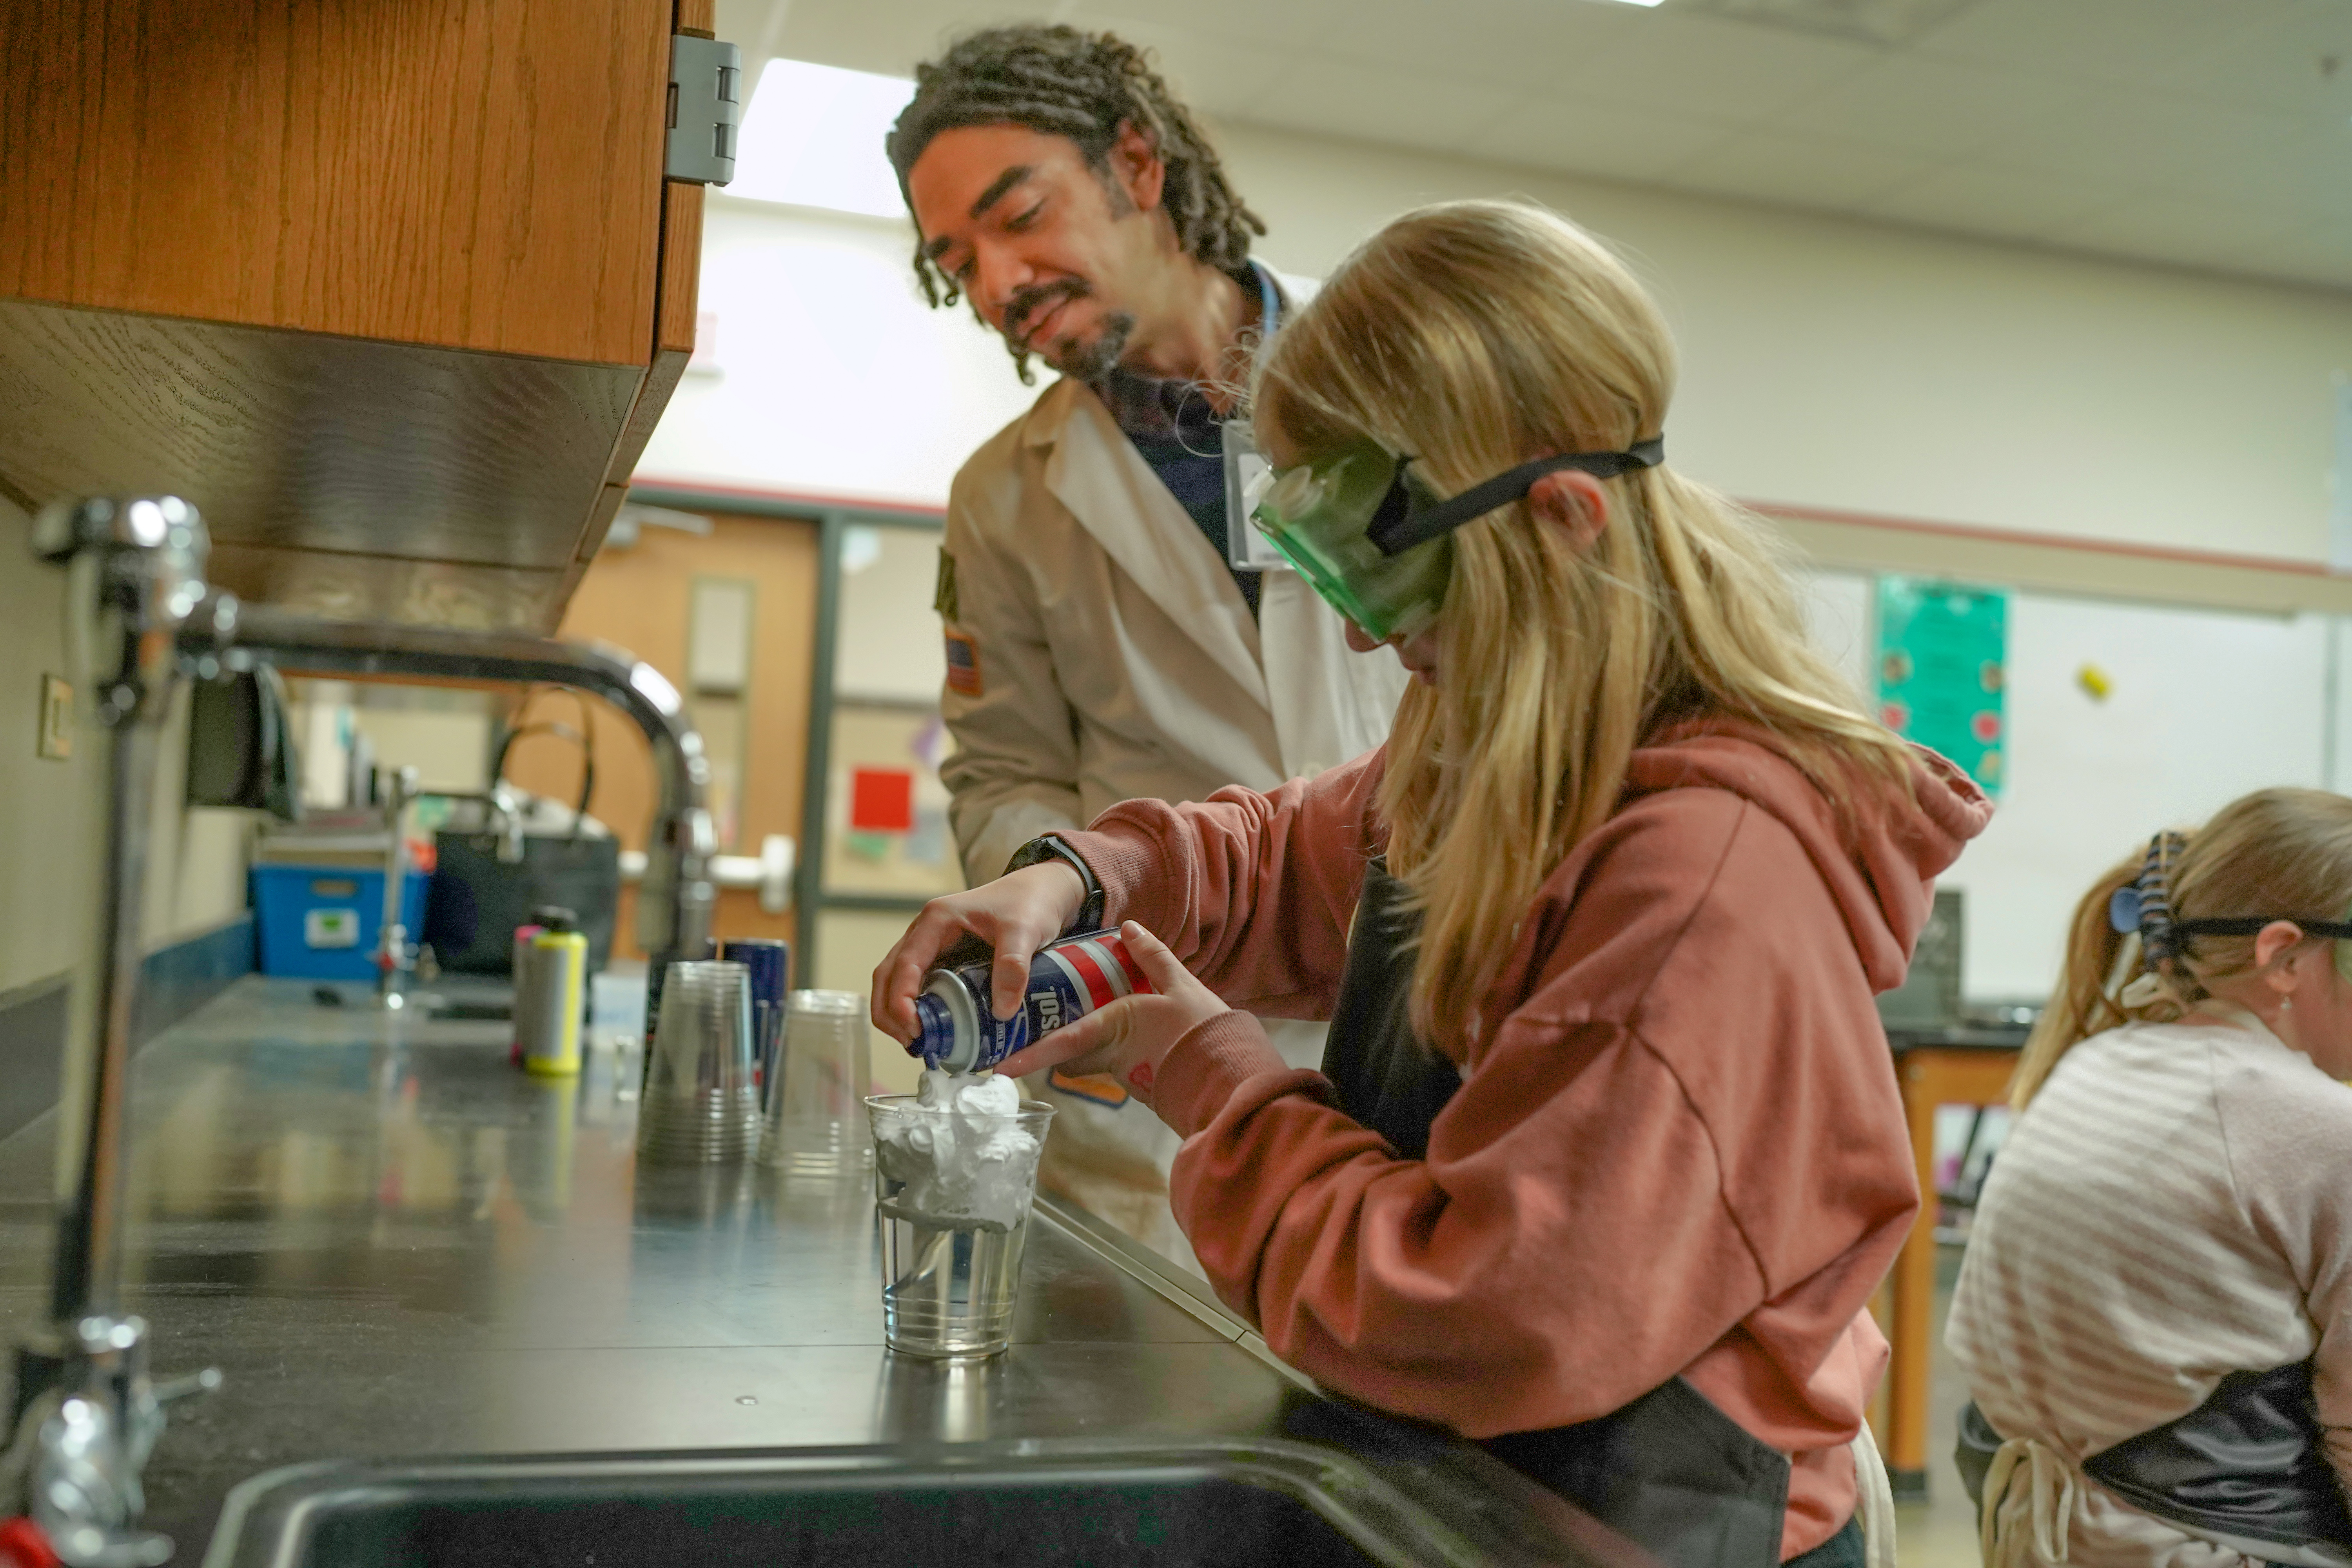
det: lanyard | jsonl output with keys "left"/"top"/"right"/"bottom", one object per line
{"left": 1221, "top": 261, "right": 1292, "bottom": 573}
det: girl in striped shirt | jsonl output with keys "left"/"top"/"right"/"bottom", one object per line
{"left": 1947, "top": 788, "right": 2352, "bottom": 1568}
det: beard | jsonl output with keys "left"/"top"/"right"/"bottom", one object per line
{"left": 1005, "top": 279, "right": 1135, "bottom": 381}
{"left": 1045, "top": 308, "right": 1134, "bottom": 381}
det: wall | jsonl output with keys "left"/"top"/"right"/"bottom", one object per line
{"left": 348, "top": 690, "right": 496, "bottom": 798}
{"left": 1214, "top": 123, "right": 2352, "bottom": 566}
{"left": 0, "top": 498, "right": 254, "bottom": 998}
{"left": 0, "top": 498, "right": 107, "bottom": 998}
{"left": 142, "top": 687, "right": 260, "bottom": 949}
{"left": 0, "top": 497, "right": 257, "bottom": 1145}
{"left": 645, "top": 122, "right": 2352, "bottom": 566}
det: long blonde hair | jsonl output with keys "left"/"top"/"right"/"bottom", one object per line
{"left": 2010, "top": 788, "right": 2352, "bottom": 1107}
{"left": 1250, "top": 200, "right": 1913, "bottom": 1049}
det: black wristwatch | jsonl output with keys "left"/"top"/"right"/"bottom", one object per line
{"left": 1005, "top": 835, "right": 1106, "bottom": 933}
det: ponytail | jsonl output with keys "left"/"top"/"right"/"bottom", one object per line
{"left": 2010, "top": 788, "right": 2352, "bottom": 1109}
{"left": 2009, "top": 850, "right": 2182, "bottom": 1108}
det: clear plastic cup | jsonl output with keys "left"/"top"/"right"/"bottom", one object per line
{"left": 760, "top": 991, "right": 873, "bottom": 1176}
{"left": 637, "top": 960, "right": 760, "bottom": 1165}
{"left": 866, "top": 1093, "right": 1054, "bottom": 1359}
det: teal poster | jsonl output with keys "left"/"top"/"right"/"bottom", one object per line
{"left": 1874, "top": 576, "right": 2008, "bottom": 797}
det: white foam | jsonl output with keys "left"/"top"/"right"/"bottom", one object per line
{"left": 873, "top": 1069, "right": 1041, "bottom": 1230}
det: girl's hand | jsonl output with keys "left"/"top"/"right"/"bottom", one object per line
{"left": 871, "top": 862, "right": 1087, "bottom": 1041}
{"left": 995, "top": 922, "right": 1228, "bottom": 1106}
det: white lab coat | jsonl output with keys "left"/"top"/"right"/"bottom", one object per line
{"left": 937, "top": 372, "right": 1408, "bottom": 1269}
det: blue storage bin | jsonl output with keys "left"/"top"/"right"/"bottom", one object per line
{"left": 252, "top": 865, "right": 428, "bottom": 981}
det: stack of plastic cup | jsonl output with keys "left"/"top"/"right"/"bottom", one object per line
{"left": 637, "top": 960, "right": 760, "bottom": 1165}
{"left": 758, "top": 990, "right": 872, "bottom": 1176}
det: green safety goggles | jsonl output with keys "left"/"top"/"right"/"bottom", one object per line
{"left": 1247, "top": 436, "right": 1665, "bottom": 642}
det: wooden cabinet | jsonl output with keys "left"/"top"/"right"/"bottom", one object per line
{"left": 0, "top": 0, "right": 713, "bottom": 631}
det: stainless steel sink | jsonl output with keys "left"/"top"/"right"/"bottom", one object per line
{"left": 199, "top": 1439, "right": 1557, "bottom": 1567}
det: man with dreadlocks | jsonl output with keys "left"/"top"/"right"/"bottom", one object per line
{"left": 886, "top": 25, "right": 1405, "bottom": 1268}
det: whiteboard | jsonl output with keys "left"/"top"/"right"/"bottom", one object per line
{"left": 1947, "top": 597, "right": 2327, "bottom": 999}
{"left": 1796, "top": 568, "right": 1873, "bottom": 695}
{"left": 1791, "top": 569, "right": 2334, "bottom": 1001}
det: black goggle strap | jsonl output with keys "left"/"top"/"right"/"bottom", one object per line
{"left": 2109, "top": 831, "right": 2352, "bottom": 955}
{"left": 1367, "top": 436, "right": 1666, "bottom": 558}
{"left": 2172, "top": 917, "right": 2352, "bottom": 941}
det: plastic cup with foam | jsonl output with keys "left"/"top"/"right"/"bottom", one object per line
{"left": 866, "top": 1071, "right": 1055, "bottom": 1358}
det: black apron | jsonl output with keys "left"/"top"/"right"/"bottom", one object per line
{"left": 1324, "top": 860, "right": 1794, "bottom": 1568}
{"left": 1956, "top": 1364, "right": 2352, "bottom": 1564}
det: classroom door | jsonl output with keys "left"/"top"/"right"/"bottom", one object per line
{"left": 505, "top": 508, "right": 820, "bottom": 956}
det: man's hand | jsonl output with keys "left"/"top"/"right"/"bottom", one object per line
{"left": 871, "top": 862, "right": 1088, "bottom": 1042}
{"left": 995, "top": 922, "right": 1227, "bottom": 1107}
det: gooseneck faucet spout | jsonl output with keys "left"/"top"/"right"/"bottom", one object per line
{"left": 223, "top": 606, "right": 719, "bottom": 965}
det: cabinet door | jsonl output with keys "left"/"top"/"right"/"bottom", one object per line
{"left": 0, "top": 0, "right": 671, "bottom": 366}
{"left": 0, "top": 0, "right": 708, "bottom": 632}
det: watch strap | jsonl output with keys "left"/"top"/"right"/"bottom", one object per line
{"left": 1006, "top": 835, "right": 1106, "bottom": 932}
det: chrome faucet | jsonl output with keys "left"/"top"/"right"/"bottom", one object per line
{"left": 227, "top": 604, "right": 720, "bottom": 965}
{"left": 6, "top": 499, "right": 717, "bottom": 1564}
{"left": 5, "top": 497, "right": 235, "bottom": 1567}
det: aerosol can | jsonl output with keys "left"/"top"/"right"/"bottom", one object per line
{"left": 909, "top": 929, "right": 1154, "bottom": 1072}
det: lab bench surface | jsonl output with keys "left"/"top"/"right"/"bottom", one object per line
{"left": 0, "top": 977, "right": 1620, "bottom": 1563}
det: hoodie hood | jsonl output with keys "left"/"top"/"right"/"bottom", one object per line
{"left": 1624, "top": 719, "right": 1993, "bottom": 994}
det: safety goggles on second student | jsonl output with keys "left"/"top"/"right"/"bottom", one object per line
{"left": 1247, "top": 435, "right": 1665, "bottom": 642}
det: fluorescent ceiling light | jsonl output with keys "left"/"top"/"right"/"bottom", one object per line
{"left": 727, "top": 58, "right": 913, "bottom": 218}
{"left": 1596, "top": 0, "right": 1667, "bottom": 6}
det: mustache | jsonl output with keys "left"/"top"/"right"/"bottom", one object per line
{"left": 1004, "top": 279, "right": 1088, "bottom": 348}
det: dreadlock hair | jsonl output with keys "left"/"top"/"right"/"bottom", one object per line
{"left": 887, "top": 24, "right": 1267, "bottom": 382}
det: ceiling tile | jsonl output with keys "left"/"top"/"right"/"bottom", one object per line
{"left": 2161, "top": 125, "right": 2352, "bottom": 225}
{"left": 1771, "top": 54, "right": 2084, "bottom": 160}
{"left": 1314, "top": 0, "right": 1661, "bottom": 94}
{"left": 1553, "top": 7, "right": 1880, "bottom": 124}
{"left": 1080, "top": 0, "right": 1357, "bottom": 52}
{"left": 779, "top": 0, "right": 1011, "bottom": 76}
{"left": 1461, "top": 94, "right": 1745, "bottom": 185}
{"left": 1240, "top": 56, "right": 1526, "bottom": 154}
{"left": 1859, "top": 161, "right": 2132, "bottom": 241}
{"left": 2159, "top": 0, "right": 2352, "bottom": 118}
{"left": 1912, "top": 0, "right": 2300, "bottom": 91}
{"left": 1973, "top": 85, "right": 2307, "bottom": 193}
{"left": 1657, "top": 127, "right": 1939, "bottom": 210}
{"left": 1675, "top": 0, "right": 1981, "bottom": 48}
{"left": 1082, "top": 14, "right": 1303, "bottom": 118}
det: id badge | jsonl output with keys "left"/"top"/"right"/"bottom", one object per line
{"left": 1221, "top": 419, "right": 1292, "bottom": 573}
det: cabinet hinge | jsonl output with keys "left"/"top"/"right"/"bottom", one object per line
{"left": 667, "top": 35, "right": 743, "bottom": 185}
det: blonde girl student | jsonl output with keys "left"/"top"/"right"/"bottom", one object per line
{"left": 1948, "top": 792, "right": 2352, "bottom": 1568}
{"left": 875, "top": 200, "right": 1992, "bottom": 1568}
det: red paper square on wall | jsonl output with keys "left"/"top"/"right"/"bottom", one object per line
{"left": 849, "top": 767, "right": 916, "bottom": 833}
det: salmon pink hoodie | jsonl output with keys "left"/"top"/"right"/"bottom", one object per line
{"left": 1057, "top": 720, "right": 1991, "bottom": 1559}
